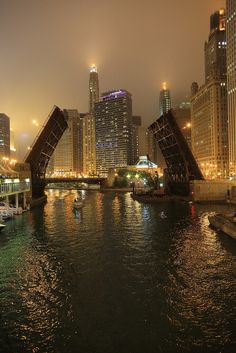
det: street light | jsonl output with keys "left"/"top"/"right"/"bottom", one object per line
{"left": 32, "top": 119, "right": 39, "bottom": 127}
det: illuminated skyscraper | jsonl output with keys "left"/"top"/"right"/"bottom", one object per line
{"left": 0, "top": 113, "right": 10, "bottom": 158}
{"left": 82, "top": 65, "right": 99, "bottom": 174}
{"left": 89, "top": 65, "right": 99, "bottom": 114}
{"left": 159, "top": 82, "right": 171, "bottom": 116}
{"left": 94, "top": 89, "right": 132, "bottom": 175}
{"left": 191, "top": 8, "right": 228, "bottom": 178}
{"left": 10, "top": 129, "right": 16, "bottom": 158}
{"left": 51, "top": 109, "right": 79, "bottom": 175}
{"left": 226, "top": 0, "right": 236, "bottom": 175}
{"left": 82, "top": 113, "right": 96, "bottom": 175}
{"left": 173, "top": 102, "right": 192, "bottom": 149}
{"left": 131, "top": 116, "right": 142, "bottom": 163}
{"left": 205, "top": 8, "right": 227, "bottom": 82}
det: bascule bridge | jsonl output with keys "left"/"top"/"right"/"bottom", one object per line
{"left": 24, "top": 106, "right": 68, "bottom": 198}
{"left": 149, "top": 110, "right": 204, "bottom": 195}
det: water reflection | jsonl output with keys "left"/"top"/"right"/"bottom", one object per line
{"left": 0, "top": 191, "right": 235, "bottom": 353}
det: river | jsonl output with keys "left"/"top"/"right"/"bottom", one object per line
{"left": 0, "top": 190, "right": 235, "bottom": 353}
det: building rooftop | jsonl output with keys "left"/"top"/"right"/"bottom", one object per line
{"left": 101, "top": 89, "right": 131, "bottom": 101}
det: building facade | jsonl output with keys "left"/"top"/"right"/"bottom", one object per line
{"left": 77, "top": 113, "right": 85, "bottom": 174}
{"left": 131, "top": 115, "right": 142, "bottom": 164}
{"left": 159, "top": 82, "right": 171, "bottom": 116}
{"left": 82, "top": 113, "right": 96, "bottom": 175}
{"left": 226, "top": 0, "right": 236, "bottom": 175}
{"left": 82, "top": 65, "right": 100, "bottom": 174}
{"left": 95, "top": 89, "right": 132, "bottom": 175}
{"left": 0, "top": 113, "right": 10, "bottom": 158}
{"left": 51, "top": 109, "right": 79, "bottom": 175}
{"left": 191, "top": 8, "right": 228, "bottom": 179}
{"left": 205, "top": 8, "right": 227, "bottom": 83}
{"left": 10, "top": 129, "right": 16, "bottom": 159}
{"left": 173, "top": 102, "right": 192, "bottom": 148}
{"left": 89, "top": 65, "right": 99, "bottom": 114}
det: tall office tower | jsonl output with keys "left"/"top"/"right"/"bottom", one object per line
{"left": 82, "top": 113, "right": 96, "bottom": 175}
{"left": 89, "top": 65, "right": 99, "bottom": 114}
{"left": 77, "top": 113, "right": 86, "bottom": 174}
{"left": 191, "top": 8, "right": 228, "bottom": 179}
{"left": 0, "top": 113, "right": 10, "bottom": 158}
{"left": 159, "top": 82, "right": 171, "bottom": 116}
{"left": 10, "top": 129, "right": 16, "bottom": 158}
{"left": 173, "top": 102, "right": 192, "bottom": 148}
{"left": 137, "top": 126, "right": 148, "bottom": 156}
{"left": 94, "top": 89, "right": 132, "bottom": 175}
{"left": 205, "top": 8, "right": 227, "bottom": 82}
{"left": 131, "top": 115, "right": 142, "bottom": 163}
{"left": 52, "top": 109, "right": 79, "bottom": 175}
{"left": 146, "top": 129, "right": 165, "bottom": 168}
{"left": 226, "top": 0, "right": 236, "bottom": 175}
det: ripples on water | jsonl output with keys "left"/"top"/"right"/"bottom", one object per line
{"left": 0, "top": 190, "right": 235, "bottom": 353}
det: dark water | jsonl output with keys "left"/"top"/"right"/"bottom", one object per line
{"left": 0, "top": 190, "right": 235, "bottom": 353}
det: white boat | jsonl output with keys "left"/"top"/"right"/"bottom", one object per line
{"left": 0, "top": 223, "right": 6, "bottom": 231}
{"left": 159, "top": 211, "right": 167, "bottom": 219}
{"left": 10, "top": 205, "right": 23, "bottom": 215}
{"left": 0, "top": 201, "right": 23, "bottom": 217}
{"left": 0, "top": 204, "right": 14, "bottom": 219}
{"left": 208, "top": 212, "right": 236, "bottom": 240}
{"left": 72, "top": 199, "right": 83, "bottom": 209}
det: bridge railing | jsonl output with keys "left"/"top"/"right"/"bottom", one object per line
{"left": 0, "top": 180, "right": 31, "bottom": 197}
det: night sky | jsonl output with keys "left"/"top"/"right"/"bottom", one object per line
{"left": 0, "top": 0, "right": 225, "bottom": 157}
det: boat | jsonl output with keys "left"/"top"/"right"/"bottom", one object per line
{"left": 0, "top": 202, "right": 14, "bottom": 219}
{"left": 0, "top": 202, "right": 23, "bottom": 217}
{"left": 0, "top": 223, "right": 6, "bottom": 231}
{"left": 9, "top": 205, "right": 23, "bottom": 215}
{"left": 131, "top": 193, "right": 173, "bottom": 204}
{"left": 72, "top": 199, "right": 83, "bottom": 209}
{"left": 208, "top": 212, "right": 236, "bottom": 240}
{"left": 159, "top": 211, "right": 167, "bottom": 219}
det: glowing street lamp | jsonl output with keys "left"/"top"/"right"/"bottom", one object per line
{"left": 32, "top": 119, "right": 39, "bottom": 127}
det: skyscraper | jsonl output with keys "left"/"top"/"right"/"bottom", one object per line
{"left": 191, "top": 8, "right": 228, "bottom": 179}
{"left": 205, "top": 8, "right": 227, "bottom": 82}
{"left": 130, "top": 115, "right": 142, "bottom": 164}
{"left": 77, "top": 113, "right": 85, "bottom": 174}
{"left": 51, "top": 109, "right": 79, "bottom": 175}
{"left": 89, "top": 65, "right": 99, "bottom": 114}
{"left": 82, "top": 113, "right": 96, "bottom": 175}
{"left": 82, "top": 65, "right": 99, "bottom": 174}
{"left": 173, "top": 102, "right": 192, "bottom": 149}
{"left": 159, "top": 82, "right": 171, "bottom": 116}
{"left": 226, "top": 0, "right": 236, "bottom": 175}
{"left": 94, "top": 89, "right": 132, "bottom": 175}
{"left": 0, "top": 113, "right": 10, "bottom": 158}
{"left": 10, "top": 129, "right": 16, "bottom": 158}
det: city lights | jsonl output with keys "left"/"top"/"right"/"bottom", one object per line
{"left": 0, "top": 3, "right": 235, "bottom": 353}
{"left": 32, "top": 119, "right": 39, "bottom": 127}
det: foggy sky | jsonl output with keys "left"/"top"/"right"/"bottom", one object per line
{"left": 0, "top": 0, "right": 225, "bottom": 157}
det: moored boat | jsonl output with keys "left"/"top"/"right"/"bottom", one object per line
{"left": 72, "top": 199, "right": 83, "bottom": 209}
{"left": 0, "top": 208, "right": 13, "bottom": 220}
{"left": 131, "top": 193, "right": 173, "bottom": 203}
{"left": 208, "top": 212, "right": 236, "bottom": 240}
